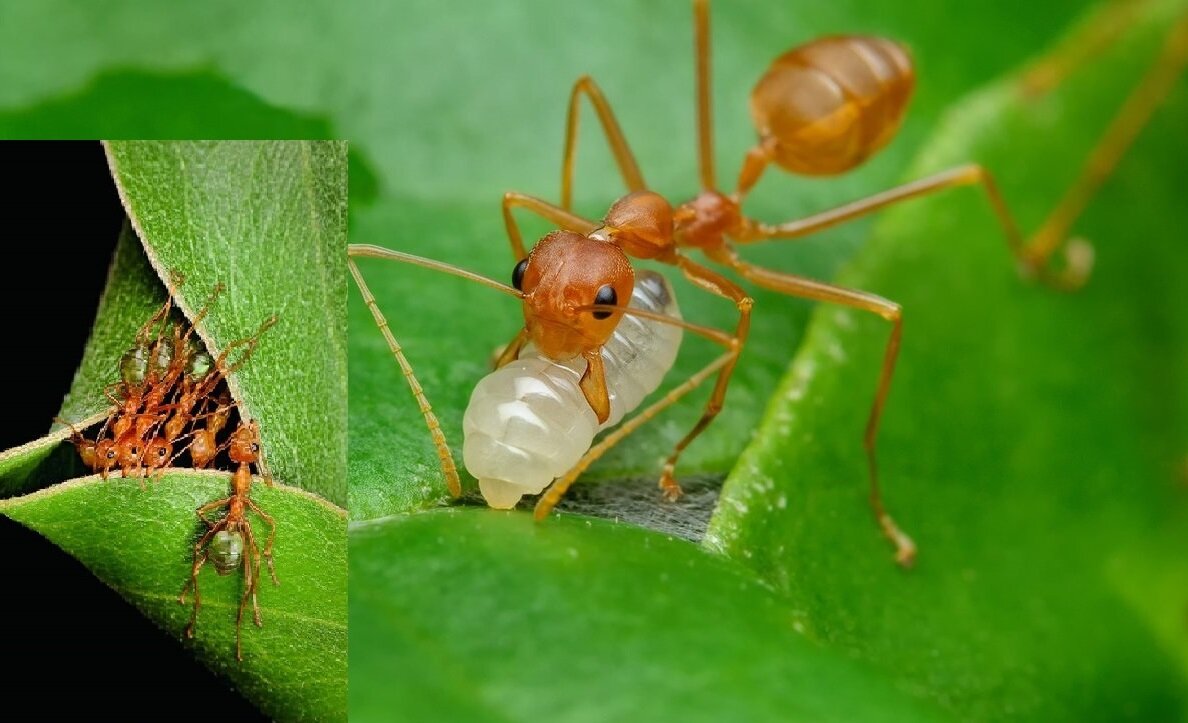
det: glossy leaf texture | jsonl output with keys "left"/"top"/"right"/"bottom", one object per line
{"left": 0, "top": 472, "right": 346, "bottom": 722}
{"left": 707, "top": 0, "right": 1188, "bottom": 719}
{"left": 104, "top": 140, "right": 348, "bottom": 506}
{"left": 344, "top": 0, "right": 1093, "bottom": 519}
{"left": 350, "top": 510, "right": 947, "bottom": 723}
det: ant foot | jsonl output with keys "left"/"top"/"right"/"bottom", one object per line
{"left": 879, "top": 514, "right": 916, "bottom": 568}
{"left": 658, "top": 469, "right": 684, "bottom": 502}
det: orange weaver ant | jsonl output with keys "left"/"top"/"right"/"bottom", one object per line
{"left": 180, "top": 419, "right": 278, "bottom": 663}
{"left": 57, "top": 272, "right": 280, "bottom": 659}
{"left": 479, "top": 0, "right": 1188, "bottom": 565}
{"left": 62, "top": 280, "right": 276, "bottom": 484}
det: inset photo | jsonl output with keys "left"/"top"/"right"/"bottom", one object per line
{"left": 0, "top": 141, "right": 347, "bottom": 722}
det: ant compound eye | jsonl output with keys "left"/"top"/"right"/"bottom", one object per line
{"left": 106, "top": 449, "right": 117, "bottom": 459}
{"left": 157, "top": 447, "right": 168, "bottom": 457}
{"left": 592, "top": 285, "right": 617, "bottom": 319}
{"left": 251, "top": 442, "right": 260, "bottom": 453}
{"left": 511, "top": 258, "right": 529, "bottom": 291}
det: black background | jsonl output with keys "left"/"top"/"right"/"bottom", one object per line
{"left": 0, "top": 142, "right": 266, "bottom": 721}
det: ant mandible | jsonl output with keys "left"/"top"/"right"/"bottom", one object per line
{"left": 493, "top": 0, "right": 1188, "bottom": 565}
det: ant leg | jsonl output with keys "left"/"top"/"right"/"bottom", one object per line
{"left": 735, "top": 14, "right": 1188, "bottom": 291}
{"left": 1020, "top": 0, "right": 1148, "bottom": 96}
{"left": 196, "top": 498, "right": 232, "bottom": 528}
{"left": 656, "top": 255, "right": 752, "bottom": 499}
{"left": 243, "top": 524, "right": 265, "bottom": 628}
{"left": 346, "top": 255, "right": 461, "bottom": 497}
{"left": 535, "top": 353, "right": 736, "bottom": 519}
{"left": 181, "top": 524, "right": 221, "bottom": 635}
{"left": 693, "top": 0, "right": 715, "bottom": 190}
{"left": 235, "top": 539, "right": 256, "bottom": 662}
{"left": 179, "top": 282, "right": 226, "bottom": 346}
{"left": 559, "top": 76, "right": 647, "bottom": 210}
{"left": 1023, "top": 12, "right": 1188, "bottom": 268}
{"left": 534, "top": 264, "right": 750, "bottom": 515}
{"left": 247, "top": 499, "right": 279, "bottom": 586}
{"left": 714, "top": 248, "right": 916, "bottom": 567}
{"left": 735, "top": 163, "right": 1092, "bottom": 290}
{"left": 502, "top": 191, "right": 598, "bottom": 261}
{"left": 216, "top": 314, "right": 279, "bottom": 376}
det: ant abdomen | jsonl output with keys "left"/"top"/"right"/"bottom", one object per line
{"left": 211, "top": 530, "right": 244, "bottom": 575}
{"left": 750, "top": 36, "right": 914, "bottom": 175}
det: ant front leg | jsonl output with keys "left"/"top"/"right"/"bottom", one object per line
{"left": 711, "top": 248, "right": 916, "bottom": 567}
{"left": 346, "top": 252, "right": 461, "bottom": 497}
{"left": 559, "top": 76, "right": 647, "bottom": 210}
{"left": 196, "top": 497, "right": 232, "bottom": 529}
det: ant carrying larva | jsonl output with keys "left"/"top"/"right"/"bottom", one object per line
{"left": 355, "top": 0, "right": 1188, "bottom": 566}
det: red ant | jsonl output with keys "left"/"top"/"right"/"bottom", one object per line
{"left": 180, "top": 418, "right": 277, "bottom": 663}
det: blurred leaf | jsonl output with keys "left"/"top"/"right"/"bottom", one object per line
{"left": 104, "top": 140, "right": 348, "bottom": 506}
{"left": 707, "top": 0, "right": 1188, "bottom": 719}
{"left": 349, "top": 509, "right": 946, "bottom": 723}
{"left": 0, "top": 472, "right": 346, "bottom": 722}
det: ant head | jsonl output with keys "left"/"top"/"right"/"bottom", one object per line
{"left": 211, "top": 530, "right": 244, "bottom": 575}
{"left": 146, "top": 438, "right": 172, "bottom": 469}
{"left": 229, "top": 420, "right": 261, "bottom": 464}
{"left": 95, "top": 438, "right": 117, "bottom": 470}
{"left": 117, "top": 435, "right": 143, "bottom": 468}
{"left": 513, "top": 230, "right": 634, "bottom": 360}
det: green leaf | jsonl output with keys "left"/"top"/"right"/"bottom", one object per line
{"left": 2, "top": 141, "right": 349, "bottom": 718}
{"left": 707, "top": 1, "right": 1188, "bottom": 719}
{"left": 0, "top": 472, "right": 346, "bottom": 722}
{"left": 343, "top": 0, "right": 1097, "bottom": 519}
{"left": 349, "top": 509, "right": 947, "bottom": 723}
{"left": 104, "top": 140, "right": 348, "bottom": 506}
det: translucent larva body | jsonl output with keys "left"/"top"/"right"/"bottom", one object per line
{"left": 750, "top": 35, "right": 915, "bottom": 175}
{"left": 464, "top": 271, "right": 682, "bottom": 508}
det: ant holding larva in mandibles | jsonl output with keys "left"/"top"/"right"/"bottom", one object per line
{"left": 494, "top": 0, "right": 1188, "bottom": 565}
{"left": 353, "top": 0, "right": 1188, "bottom": 566}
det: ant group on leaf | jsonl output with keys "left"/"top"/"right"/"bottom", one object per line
{"left": 59, "top": 272, "right": 279, "bottom": 661}
{"left": 352, "top": 0, "right": 1187, "bottom": 568}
